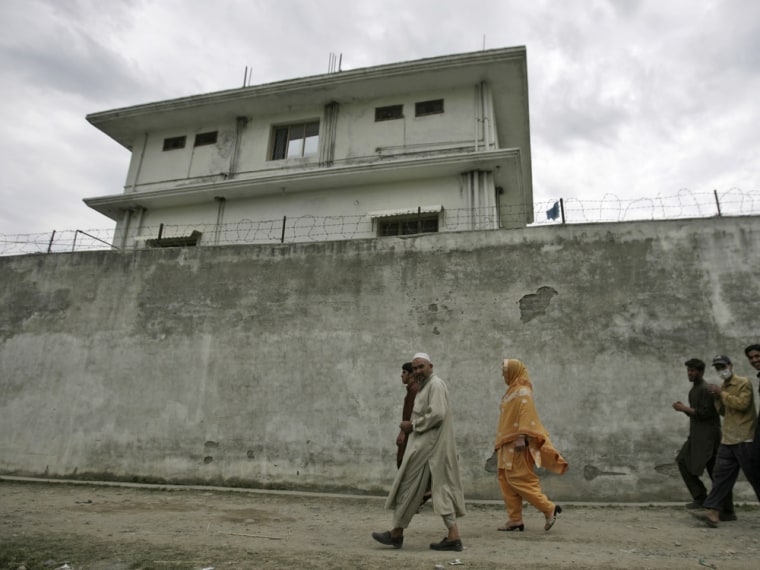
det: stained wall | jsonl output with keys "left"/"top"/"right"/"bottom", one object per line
{"left": 1, "top": 216, "right": 758, "bottom": 501}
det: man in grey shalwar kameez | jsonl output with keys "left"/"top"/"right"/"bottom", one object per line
{"left": 372, "top": 352, "right": 466, "bottom": 551}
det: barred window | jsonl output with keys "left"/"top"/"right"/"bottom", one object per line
{"left": 375, "top": 104, "right": 403, "bottom": 121}
{"left": 378, "top": 214, "right": 439, "bottom": 237}
{"left": 270, "top": 121, "right": 319, "bottom": 160}
{"left": 162, "top": 136, "right": 186, "bottom": 151}
{"left": 194, "top": 131, "right": 218, "bottom": 146}
{"left": 415, "top": 99, "right": 444, "bottom": 117}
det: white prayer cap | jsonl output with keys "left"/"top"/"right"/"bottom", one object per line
{"left": 412, "top": 352, "right": 432, "bottom": 363}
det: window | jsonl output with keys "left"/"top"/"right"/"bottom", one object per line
{"left": 270, "top": 121, "right": 319, "bottom": 160}
{"left": 378, "top": 214, "right": 439, "bottom": 237}
{"left": 145, "top": 230, "right": 202, "bottom": 248}
{"left": 375, "top": 104, "right": 403, "bottom": 121}
{"left": 194, "top": 131, "right": 218, "bottom": 146}
{"left": 415, "top": 99, "right": 444, "bottom": 117}
{"left": 163, "top": 136, "right": 186, "bottom": 151}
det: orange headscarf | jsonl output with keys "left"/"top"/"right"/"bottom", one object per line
{"left": 494, "top": 359, "right": 568, "bottom": 474}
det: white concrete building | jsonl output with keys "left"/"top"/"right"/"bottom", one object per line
{"left": 84, "top": 47, "right": 534, "bottom": 248}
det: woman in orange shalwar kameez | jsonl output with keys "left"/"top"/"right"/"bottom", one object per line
{"left": 494, "top": 358, "right": 568, "bottom": 532}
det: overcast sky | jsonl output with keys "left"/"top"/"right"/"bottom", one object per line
{"left": 1, "top": 0, "right": 758, "bottom": 236}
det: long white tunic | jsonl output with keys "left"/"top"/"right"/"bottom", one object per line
{"left": 385, "top": 373, "right": 466, "bottom": 522}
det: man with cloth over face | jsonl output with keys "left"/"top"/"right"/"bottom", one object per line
{"left": 372, "top": 352, "right": 466, "bottom": 552}
{"left": 673, "top": 358, "right": 734, "bottom": 518}
{"left": 693, "top": 355, "right": 760, "bottom": 527}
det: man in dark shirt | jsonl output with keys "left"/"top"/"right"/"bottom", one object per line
{"left": 673, "top": 358, "right": 734, "bottom": 518}
{"left": 396, "top": 362, "right": 419, "bottom": 468}
{"left": 745, "top": 344, "right": 760, "bottom": 485}
{"left": 693, "top": 355, "right": 759, "bottom": 527}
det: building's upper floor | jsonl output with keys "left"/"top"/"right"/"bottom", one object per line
{"left": 84, "top": 47, "right": 533, "bottom": 230}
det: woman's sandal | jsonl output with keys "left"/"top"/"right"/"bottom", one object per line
{"left": 497, "top": 522, "right": 524, "bottom": 532}
{"left": 544, "top": 505, "right": 562, "bottom": 531}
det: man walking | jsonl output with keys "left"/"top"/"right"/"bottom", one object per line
{"left": 746, "top": 344, "right": 760, "bottom": 382}
{"left": 694, "top": 355, "right": 760, "bottom": 527}
{"left": 672, "top": 358, "right": 733, "bottom": 517}
{"left": 372, "top": 352, "right": 466, "bottom": 551}
{"left": 744, "top": 344, "right": 760, "bottom": 483}
{"left": 396, "top": 362, "right": 419, "bottom": 468}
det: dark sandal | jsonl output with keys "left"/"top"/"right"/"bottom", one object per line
{"left": 497, "top": 523, "right": 524, "bottom": 532}
{"left": 544, "top": 505, "right": 562, "bottom": 531}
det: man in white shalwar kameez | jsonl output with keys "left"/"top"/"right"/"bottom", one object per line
{"left": 372, "top": 353, "right": 466, "bottom": 551}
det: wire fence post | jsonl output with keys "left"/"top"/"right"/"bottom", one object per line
{"left": 560, "top": 198, "right": 566, "bottom": 224}
{"left": 47, "top": 230, "right": 56, "bottom": 253}
{"left": 72, "top": 230, "right": 120, "bottom": 252}
{"left": 713, "top": 190, "right": 722, "bottom": 216}
{"left": 280, "top": 216, "right": 287, "bottom": 243}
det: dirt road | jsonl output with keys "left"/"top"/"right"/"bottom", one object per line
{"left": 1, "top": 478, "right": 759, "bottom": 569}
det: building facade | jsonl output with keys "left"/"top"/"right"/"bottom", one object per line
{"left": 85, "top": 47, "right": 533, "bottom": 248}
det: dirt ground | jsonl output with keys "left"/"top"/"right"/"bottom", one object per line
{"left": 1, "top": 478, "right": 759, "bottom": 570}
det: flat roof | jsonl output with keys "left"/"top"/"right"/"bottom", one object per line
{"left": 86, "top": 46, "right": 530, "bottom": 152}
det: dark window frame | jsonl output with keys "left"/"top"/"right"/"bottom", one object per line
{"left": 162, "top": 135, "right": 186, "bottom": 151}
{"left": 269, "top": 121, "right": 320, "bottom": 160}
{"left": 415, "top": 99, "right": 444, "bottom": 117}
{"left": 375, "top": 104, "right": 404, "bottom": 122}
{"left": 145, "top": 230, "right": 202, "bottom": 248}
{"left": 194, "top": 131, "right": 218, "bottom": 147}
{"left": 378, "top": 214, "right": 439, "bottom": 237}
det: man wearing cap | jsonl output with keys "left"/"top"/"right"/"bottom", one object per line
{"left": 693, "top": 355, "right": 760, "bottom": 527}
{"left": 672, "top": 358, "right": 733, "bottom": 516}
{"left": 372, "top": 352, "right": 466, "bottom": 551}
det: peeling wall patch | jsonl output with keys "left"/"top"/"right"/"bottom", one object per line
{"left": 518, "top": 286, "right": 558, "bottom": 323}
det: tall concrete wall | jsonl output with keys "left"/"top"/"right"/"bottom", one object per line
{"left": 1, "top": 216, "right": 758, "bottom": 502}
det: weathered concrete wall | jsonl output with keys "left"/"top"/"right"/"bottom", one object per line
{"left": 1, "top": 216, "right": 759, "bottom": 502}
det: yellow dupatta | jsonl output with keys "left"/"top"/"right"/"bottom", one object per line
{"left": 494, "top": 359, "right": 568, "bottom": 474}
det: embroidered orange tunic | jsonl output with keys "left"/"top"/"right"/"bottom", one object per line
{"left": 495, "top": 359, "right": 568, "bottom": 474}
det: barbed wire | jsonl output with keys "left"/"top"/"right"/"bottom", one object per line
{"left": 1, "top": 188, "right": 757, "bottom": 257}
{"left": 532, "top": 187, "right": 757, "bottom": 225}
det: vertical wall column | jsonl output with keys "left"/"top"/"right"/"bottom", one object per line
{"left": 475, "top": 81, "right": 498, "bottom": 151}
{"left": 319, "top": 102, "right": 339, "bottom": 167}
{"left": 461, "top": 170, "right": 498, "bottom": 230}
{"left": 132, "top": 206, "right": 146, "bottom": 246}
{"left": 214, "top": 197, "right": 226, "bottom": 245}
{"left": 481, "top": 81, "right": 498, "bottom": 149}
{"left": 129, "top": 133, "right": 149, "bottom": 194}
{"left": 228, "top": 117, "right": 249, "bottom": 179}
{"left": 115, "top": 206, "right": 146, "bottom": 249}
{"left": 117, "top": 209, "right": 132, "bottom": 249}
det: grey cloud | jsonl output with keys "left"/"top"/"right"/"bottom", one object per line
{"left": 0, "top": 0, "right": 160, "bottom": 107}
{"left": 606, "top": 0, "right": 645, "bottom": 18}
{"left": 536, "top": 97, "right": 630, "bottom": 152}
{"left": 1, "top": 29, "right": 141, "bottom": 104}
{"left": 1, "top": 0, "right": 758, "bottom": 236}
